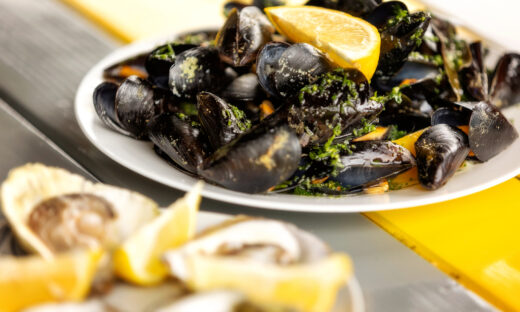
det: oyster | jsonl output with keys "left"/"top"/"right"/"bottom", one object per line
{"left": 1, "top": 164, "right": 159, "bottom": 259}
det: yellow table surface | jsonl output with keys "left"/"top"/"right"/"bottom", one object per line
{"left": 62, "top": 0, "right": 520, "bottom": 310}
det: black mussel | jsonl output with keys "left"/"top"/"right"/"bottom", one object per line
{"left": 373, "top": 60, "right": 440, "bottom": 92}
{"left": 273, "top": 43, "right": 334, "bottom": 98}
{"left": 224, "top": 0, "right": 290, "bottom": 14}
{"left": 197, "top": 92, "right": 252, "bottom": 149}
{"left": 256, "top": 42, "right": 290, "bottom": 97}
{"left": 199, "top": 115, "right": 302, "bottom": 193}
{"left": 145, "top": 43, "right": 197, "bottom": 89}
{"left": 364, "top": 1, "right": 407, "bottom": 29}
{"left": 329, "top": 141, "right": 416, "bottom": 189}
{"left": 220, "top": 73, "right": 262, "bottom": 103}
{"left": 147, "top": 113, "right": 210, "bottom": 174}
{"left": 93, "top": 76, "right": 159, "bottom": 139}
{"left": 306, "top": 0, "right": 381, "bottom": 17}
{"left": 371, "top": 2, "right": 431, "bottom": 78}
{"left": 468, "top": 101, "right": 518, "bottom": 162}
{"left": 216, "top": 7, "right": 274, "bottom": 67}
{"left": 169, "top": 46, "right": 228, "bottom": 99}
{"left": 93, "top": 82, "right": 132, "bottom": 136}
{"left": 431, "top": 17, "right": 472, "bottom": 101}
{"left": 256, "top": 43, "right": 334, "bottom": 99}
{"left": 289, "top": 69, "right": 382, "bottom": 146}
{"left": 460, "top": 42, "right": 488, "bottom": 102}
{"left": 490, "top": 53, "right": 520, "bottom": 108}
{"left": 415, "top": 124, "right": 470, "bottom": 190}
{"left": 431, "top": 107, "right": 471, "bottom": 127}
{"left": 103, "top": 53, "right": 148, "bottom": 83}
{"left": 378, "top": 94, "right": 432, "bottom": 132}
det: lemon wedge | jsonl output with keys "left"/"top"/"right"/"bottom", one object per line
{"left": 179, "top": 253, "right": 352, "bottom": 312}
{"left": 265, "top": 6, "right": 381, "bottom": 79}
{"left": 113, "top": 182, "right": 202, "bottom": 286}
{"left": 0, "top": 249, "right": 102, "bottom": 312}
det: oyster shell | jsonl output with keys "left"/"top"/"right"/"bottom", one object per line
{"left": 1, "top": 163, "right": 159, "bottom": 259}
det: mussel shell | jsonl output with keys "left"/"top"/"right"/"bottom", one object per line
{"left": 364, "top": 1, "right": 408, "bottom": 29}
{"left": 375, "top": 11, "right": 431, "bottom": 78}
{"left": 220, "top": 73, "right": 262, "bottom": 103}
{"left": 378, "top": 94, "right": 432, "bottom": 132}
{"left": 256, "top": 42, "right": 290, "bottom": 97}
{"left": 147, "top": 113, "right": 209, "bottom": 174}
{"left": 273, "top": 43, "right": 334, "bottom": 98}
{"left": 468, "top": 101, "right": 519, "bottom": 162}
{"left": 216, "top": 7, "right": 274, "bottom": 67}
{"left": 175, "top": 29, "right": 219, "bottom": 46}
{"left": 289, "top": 69, "right": 382, "bottom": 146}
{"left": 103, "top": 53, "right": 148, "bottom": 83}
{"left": 459, "top": 42, "right": 488, "bottom": 102}
{"left": 330, "top": 141, "right": 416, "bottom": 188}
{"left": 93, "top": 82, "right": 131, "bottom": 137}
{"left": 373, "top": 60, "right": 440, "bottom": 92}
{"left": 415, "top": 124, "right": 470, "bottom": 190}
{"left": 145, "top": 43, "right": 197, "bottom": 89}
{"left": 306, "top": 0, "right": 381, "bottom": 17}
{"left": 199, "top": 116, "right": 301, "bottom": 193}
{"left": 489, "top": 53, "right": 520, "bottom": 108}
{"left": 431, "top": 107, "right": 471, "bottom": 127}
{"left": 115, "top": 76, "right": 157, "bottom": 139}
{"left": 169, "top": 47, "right": 228, "bottom": 99}
{"left": 197, "top": 92, "right": 252, "bottom": 149}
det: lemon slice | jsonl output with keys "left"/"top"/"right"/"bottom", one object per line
{"left": 0, "top": 249, "right": 102, "bottom": 312}
{"left": 265, "top": 6, "right": 381, "bottom": 79}
{"left": 180, "top": 253, "right": 352, "bottom": 312}
{"left": 113, "top": 182, "right": 202, "bottom": 286}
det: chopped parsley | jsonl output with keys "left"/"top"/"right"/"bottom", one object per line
{"left": 387, "top": 125, "right": 408, "bottom": 141}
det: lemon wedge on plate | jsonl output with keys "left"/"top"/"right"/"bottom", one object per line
{"left": 113, "top": 183, "right": 202, "bottom": 286}
{"left": 177, "top": 253, "right": 352, "bottom": 312}
{"left": 265, "top": 6, "right": 381, "bottom": 79}
{"left": 0, "top": 249, "right": 102, "bottom": 312}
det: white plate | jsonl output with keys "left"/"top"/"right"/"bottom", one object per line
{"left": 75, "top": 29, "right": 520, "bottom": 213}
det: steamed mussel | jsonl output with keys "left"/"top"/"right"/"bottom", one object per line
{"left": 91, "top": 1, "right": 519, "bottom": 195}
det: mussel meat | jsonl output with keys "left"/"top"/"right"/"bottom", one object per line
{"left": 169, "top": 47, "right": 229, "bottom": 98}
{"left": 216, "top": 6, "right": 274, "bottom": 67}
{"left": 103, "top": 53, "right": 148, "bottom": 83}
{"left": 197, "top": 92, "right": 252, "bottom": 149}
{"left": 199, "top": 115, "right": 302, "bottom": 193}
{"left": 415, "top": 124, "right": 470, "bottom": 190}
{"left": 468, "top": 101, "right": 519, "bottom": 162}
{"left": 93, "top": 76, "right": 158, "bottom": 139}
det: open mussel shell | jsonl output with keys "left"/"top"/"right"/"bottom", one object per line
{"left": 459, "top": 42, "right": 488, "bottom": 102}
{"left": 197, "top": 92, "right": 252, "bottom": 149}
{"left": 364, "top": 1, "right": 408, "bottom": 29}
{"left": 289, "top": 69, "right": 382, "bottom": 146}
{"left": 147, "top": 113, "right": 210, "bottom": 174}
{"left": 199, "top": 115, "right": 302, "bottom": 193}
{"left": 103, "top": 53, "right": 148, "bottom": 83}
{"left": 93, "top": 82, "right": 132, "bottom": 137}
{"left": 169, "top": 47, "right": 228, "bottom": 99}
{"left": 306, "top": 0, "right": 381, "bottom": 17}
{"left": 415, "top": 124, "right": 470, "bottom": 190}
{"left": 489, "top": 53, "right": 520, "bottom": 108}
{"left": 216, "top": 6, "right": 274, "bottom": 67}
{"left": 256, "top": 42, "right": 290, "bottom": 97}
{"left": 378, "top": 95, "right": 432, "bottom": 132}
{"left": 1, "top": 164, "right": 159, "bottom": 259}
{"left": 468, "top": 101, "right": 519, "bottom": 162}
{"left": 145, "top": 43, "right": 197, "bottom": 89}
{"left": 373, "top": 60, "right": 440, "bottom": 92}
{"left": 330, "top": 141, "right": 416, "bottom": 190}
{"left": 431, "top": 107, "right": 471, "bottom": 127}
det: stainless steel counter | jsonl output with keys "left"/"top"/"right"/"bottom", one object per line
{"left": 0, "top": 0, "right": 494, "bottom": 310}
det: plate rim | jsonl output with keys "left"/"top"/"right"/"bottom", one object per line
{"left": 75, "top": 28, "right": 520, "bottom": 213}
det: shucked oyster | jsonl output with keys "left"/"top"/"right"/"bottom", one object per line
{"left": 1, "top": 163, "right": 159, "bottom": 259}
{"left": 163, "top": 216, "right": 351, "bottom": 312}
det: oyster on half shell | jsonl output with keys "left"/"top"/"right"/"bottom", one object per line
{"left": 1, "top": 163, "right": 159, "bottom": 259}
